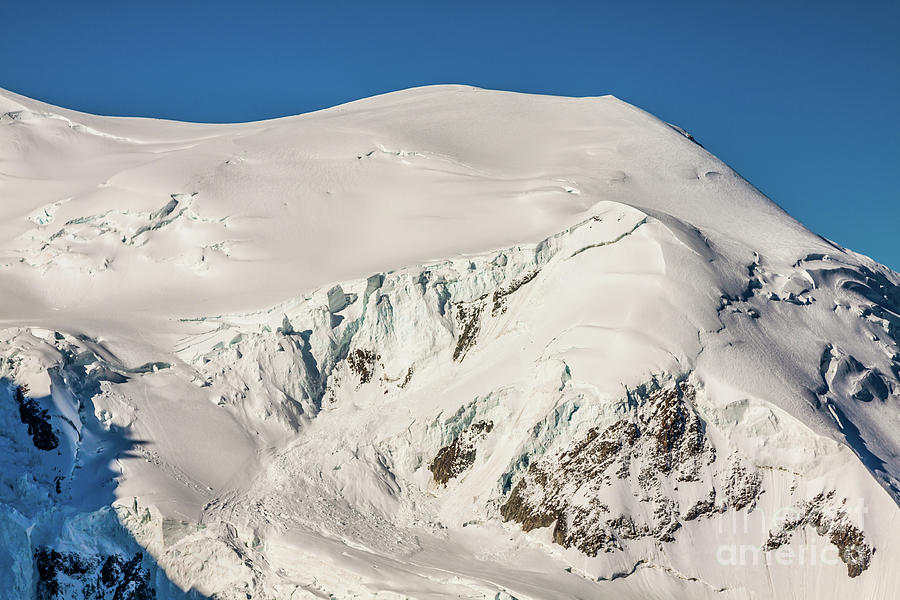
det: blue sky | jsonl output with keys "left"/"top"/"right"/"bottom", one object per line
{"left": 2, "top": 1, "right": 898, "bottom": 269}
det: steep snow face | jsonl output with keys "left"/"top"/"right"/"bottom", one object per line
{"left": 1, "top": 85, "right": 899, "bottom": 599}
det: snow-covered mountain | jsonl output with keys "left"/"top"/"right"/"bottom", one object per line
{"left": 1, "top": 85, "right": 898, "bottom": 599}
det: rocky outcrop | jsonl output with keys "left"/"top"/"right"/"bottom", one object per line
{"left": 765, "top": 491, "right": 872, "bottom": 578}
{"left": 347, "top": 348, "right": 380, "bottom": 385}
{"left": 452, "top": 298, "right": 486, "bottom": 362}
{"left": 35, "top": 547, "right": 155, "bottom": 600}
{"left": 429, "top": 420, "right": 494, "bottom": 485}
{"left": 491, "top": 270, "right": 539, "bottom": 317}
{"left": 500, "top": 381, "right": 763, "bottom": 555}
{"left": 14, "top": 384, "right": 59, "bottom": 451}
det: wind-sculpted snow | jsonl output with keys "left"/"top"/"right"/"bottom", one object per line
{"left": 1, "top": 85, "right": 899, "bottom": 598}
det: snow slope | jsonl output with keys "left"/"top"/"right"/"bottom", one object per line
{"left": 1, "top": 84, "right": 899, "bottom": 599}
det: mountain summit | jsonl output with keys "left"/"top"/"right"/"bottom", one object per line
{"left": 1, "top": 86, "right": 898, "bottom": 599}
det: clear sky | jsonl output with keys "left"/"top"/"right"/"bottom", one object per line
{"left": 2, "top": 0, "right": 898, "bottom": 269}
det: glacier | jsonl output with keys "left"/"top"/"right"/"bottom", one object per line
{"left": 0, "top": 85, "right": 898, "bottom": 598}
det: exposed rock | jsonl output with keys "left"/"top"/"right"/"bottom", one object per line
{"left": 347, "top": 348, "right": 379, "bottom": 385}
{"left": 399, "top": 366, "right": 414, "bottom": 389}
{"left": 683, "top": 490, "right": 719, "bottom": 521}
{"left": 765, "top": 492, "right": 872, "bottom": 578}
{"left": 639, "top": 383, "right": 714, "bottom": 481}
{"left": 35, "top": 547, "right": 155, "bottom": 600}
{"left": 491, "top": 270, "right": 539, "bottom": 316}
{"left": 500, "top": 382, "right": 750, "bottom": 556}
{"left": 14, "top": 384, "right": 59, "bottom": 451}
{"left": 724, "top": 461, "right": 763, "bottom": 511}
{"left": 452, "top": 299, "right": 485, "bottom": 362}
{"left": 429, "top": 420, "right": 494, "bottom": 485}
{"left": 452, "top": 270, "right": 541, "bottom": 361}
